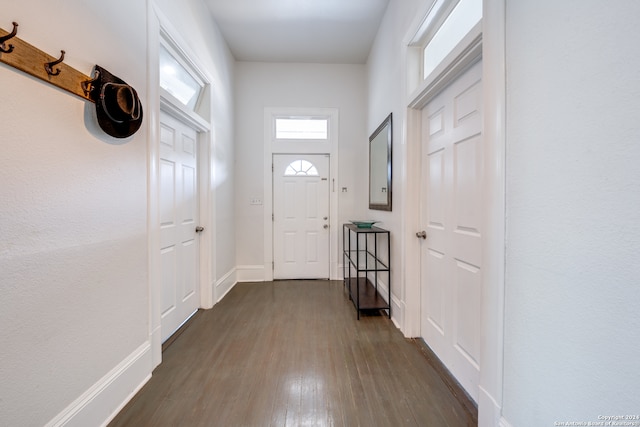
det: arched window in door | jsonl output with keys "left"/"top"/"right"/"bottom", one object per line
{"left": 284, "top": 159, "right": 319, "bottom": 176}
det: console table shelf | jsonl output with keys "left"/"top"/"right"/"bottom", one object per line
{"left": 342, "top": 224, "right": 390, "bottom": 319}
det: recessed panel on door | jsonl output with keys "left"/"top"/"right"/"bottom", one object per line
{"left": 454, "top": 82, "right": 481, "bottom": 127}
{"left": 182, "top": 135, "right": 195, "bottom": 156}
{"left": 284, "top": 232, "right": 296, "bottom": 263}
{"left": 426, "top": 249, "right": 445, "bottom": 335}
{"left": 182, "top": 165, "right": 196, "bottom": 224}
{"left": 428, "top": 150, "right": 445, "bottom": 229}
{"left": 160, "top": 160, "right": 176, "bottom": 228}
{"left": 182, "top": 239, "right": 197, "bottom": 301}
{"left": 306, "top": 182, "right": 318, "bottom": 217}
{"left": 306, "top": 232, "right": 319, "bottom": 263}
{"left": 161, "top": 246, "right": 177, "bottom": 316}
{"left": 453, "top": 136, "right": 481, "bottom": 230}
{"left": 160, "top": 124, "right": 175, "bottom": 148}
{"left": 284, "top": 182, "right": 296, "bottom": 219}
{"left": 453, "top": 259, "right": 481, "bottom": 369}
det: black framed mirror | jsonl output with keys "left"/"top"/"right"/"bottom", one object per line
{"left": 369, "top": 113, "right": 392, "bottom": 211}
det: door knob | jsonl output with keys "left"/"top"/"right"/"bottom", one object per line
{"left": 416, "top": 231, "right": 427, "bottom": 239}
{"left": 323, "top": 224, "right": 329, "bottom": 229}
{"left": 195, "top": 226, "right": 205, "bottom": 233}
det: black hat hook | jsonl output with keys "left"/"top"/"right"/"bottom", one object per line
{"left": 81, "top": 68, "right": 100, "bottom": 97}
{"left": 0, "top": 21, "right": 18, "bottom": 53}
{"left": 45, "top": 50, "right": 65, "bottom": 76}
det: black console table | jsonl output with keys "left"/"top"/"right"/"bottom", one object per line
{"left": 342, "top": 224, "right": 390, "bottom": 319}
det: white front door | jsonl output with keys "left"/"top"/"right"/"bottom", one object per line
{"left": 273, "top": 154, "right": 330, "bottom": 279}
{"left": 159, "top": 112, "right": 200, "bottom": 342}
{"left": 419, "top": 60, "right": 483, "bottom": 401}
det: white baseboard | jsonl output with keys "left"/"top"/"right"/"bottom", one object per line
{"left": 150, "top": 325, "right": 162, "bottom": 370}
{"left": 337, "top": 263, "right": 345, "bottom": 280}
{"left": 386, "top": 289, "right": 403, "bottom": 330}
{"left": 46, "top": 342, "right": 152, "bottom": 427}
{"left": 478, "top": 385, "right": 504, "bottom": 427}
{"left": 391, "top": 296, "right": 404, "bottom": 331}
{"left": 236, "top": 265, "right": 265, "bottom": 282}
{"left": 215, "top": 267, "right": 237, "bottom": 302}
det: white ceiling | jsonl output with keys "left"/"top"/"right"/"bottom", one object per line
{"left": 204, "top": 0, "right": 390, "bottom": 64}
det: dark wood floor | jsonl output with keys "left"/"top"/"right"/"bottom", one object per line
{"left": 110, "top": 281, "right": 477, "bottom": 426}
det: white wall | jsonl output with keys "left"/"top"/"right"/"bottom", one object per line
{"left": 234, "top": 62, "right": 367, "bottom": 276}
{"left": 503, "top": 0, "right": 640, "bottom": 424}
{"left": 366, "top": 0, "right": 429, "bottom": 325}
{"left": 0, "top": 0, "right": 235, "bottom": 425}
{"left": 0, "top": 1, "right": 148, "bottom": 425}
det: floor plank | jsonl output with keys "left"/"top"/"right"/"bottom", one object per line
{"left": 109, "top": 281, "right": 477, "bottom": 427}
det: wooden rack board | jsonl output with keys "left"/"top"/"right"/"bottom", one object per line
{"left": 0, "top": 22, "right": 94, "bottom": 102}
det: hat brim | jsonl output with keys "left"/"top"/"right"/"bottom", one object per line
{"left": 89, "top": 65, "right": 143, "bottom": 138}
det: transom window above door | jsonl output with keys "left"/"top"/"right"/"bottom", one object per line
{"left": 421, "top": 0, "right": 482, "bottom": 80}
{"left": 284, "top": 160, "right": 319, "bottom": 176}
{"left": 159, "top": 44, "right": 204, "bottom": 111}
{"left": 275, "top": 117, "right": 328, "bottom": 140}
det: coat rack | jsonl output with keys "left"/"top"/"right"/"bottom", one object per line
{"left": 0, "top": 21, "right": 95, "bottom": 102}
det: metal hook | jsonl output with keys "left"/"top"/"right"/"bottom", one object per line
{"left": 81, "top": 68, "right": 100, "bottom": 95}
{"left": 45, "top": 50, "right": 65, "bottom": 76}
{"left": 0, "top": 21, "right": 18, "bottom": 53}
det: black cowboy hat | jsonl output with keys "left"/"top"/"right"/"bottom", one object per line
{"left": 89, "top": 65, "right": 143, "bottom": 138}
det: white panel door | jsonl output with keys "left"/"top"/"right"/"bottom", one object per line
{"left": 273, "top": 154, "right": 330, "bottom": 279}
{"left": 159, "top": 112, "right": 200, "bottom": 342}
{"left": 419, "top": 60, "right": 483, "bottom": 401}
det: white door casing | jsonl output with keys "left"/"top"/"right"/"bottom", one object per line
{"left": 273, "top": 154, "right": 330, "bottom": 279}
{"left": 419, "top": 59, "right": 483, "bottom": 401}
{"left": 159, "top": 112, "right": 201, "bottom": 342}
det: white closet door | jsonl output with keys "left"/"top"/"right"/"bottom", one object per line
{"left": 420, "top": 60, "right": 483, "bottom": 401}
{"left": 159, "top": 112, "right": 200, "bottom": 342}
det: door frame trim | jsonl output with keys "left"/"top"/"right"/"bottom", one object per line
{"left": 477, "top": 1, "right": 506, "bottom": 424}
{"left": 263, "top": 107, "right": 339, "bottom": 281}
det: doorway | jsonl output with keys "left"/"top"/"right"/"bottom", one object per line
{"left": 272, "top": 154, "right": 330, "bottom": 279}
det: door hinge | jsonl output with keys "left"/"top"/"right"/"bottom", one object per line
{"left": 272, "top": 213, "right": 274, "bottom": 221}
